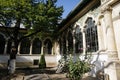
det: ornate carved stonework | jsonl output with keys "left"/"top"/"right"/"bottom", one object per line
{"left": 107, "top": 50, "right": 119, "bottom": 61}
{"left": 101, "top": 5, "right": 112, "bottom": 13}
{"left": 97, "top": 20, "right": 101, "bottom": 26}
{"left": 101, "top": 0, "right": 109, "bottom": 4}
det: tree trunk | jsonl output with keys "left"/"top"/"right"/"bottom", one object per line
{"left": 8, "top": 37, "right": 18, "bottom": 74}
{"left": 8, "top": 19, "right": 20, "bottom": 74}
{"left": 8, "top": 42, "right": 18, "bottom": 74}
{"left": 8, "top": 59, "right": 16, "bottom": 74}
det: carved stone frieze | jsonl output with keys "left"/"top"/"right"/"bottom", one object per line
{"left": 107, "top": 50, "right": 119, "bottom": 61}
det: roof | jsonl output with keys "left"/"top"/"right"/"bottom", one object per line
{"left": 58, "top": 0, "right": 100, "bottom": 33}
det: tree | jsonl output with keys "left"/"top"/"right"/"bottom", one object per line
{"left": 0, "top": 0, "right": 63, "bottom": 74}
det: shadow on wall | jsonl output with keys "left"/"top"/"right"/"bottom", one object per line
{"left": 89, "top": 50, "right": 107, "bottom": 77}
{"left": 0, "top": 55, "right": 35, "bottom": 68}
{"left": 89, "top": 50, "right": 120, "bottom": 80}
{"left": 0, "top": 55, "right": 58, "bottom": 68}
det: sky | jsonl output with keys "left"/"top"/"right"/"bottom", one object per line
{"left": 56, "top": 0, "right": 80, "bottom": 18}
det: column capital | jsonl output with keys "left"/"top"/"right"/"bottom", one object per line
{"left": 97, "top": 20, "right": 101, "bottom": 26}
{"left": 81, "top": 25, "right": 87, "bottom": 33}
{"left": 101, "top": 5, "right": 112, "bottom": 13}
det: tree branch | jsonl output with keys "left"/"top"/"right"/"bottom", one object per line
{"left": 0, "top": 22, "right": 14, "bottom": 40}
{"left": 18, "top": 29, "right": 41, "bottom": 42}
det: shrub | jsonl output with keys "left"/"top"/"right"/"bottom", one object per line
{"left": 66, "top": 57, "right": 90, "bottom": 80}
{"left": 39, "top": 54, "right": 46, "bottom": 69}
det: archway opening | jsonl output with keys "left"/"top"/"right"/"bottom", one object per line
{"left": 44, "top": 39, "right": 52, "bottom": 54}
{"left": 0, "top": 34, "right": 5, "bottom": 54}
{"left": 32, "top": 38, "right": 42, "bottom": 54}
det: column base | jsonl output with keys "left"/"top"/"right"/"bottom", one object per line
{"left": 107, "top": 50, "right": 119, "bottom": 61}
{"left": 104, "top": 61, "right": 120, "bottom": 80}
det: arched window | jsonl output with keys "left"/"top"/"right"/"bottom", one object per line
{"left": 75, "top": 25, "right": 83, "bottom": 53}
{"left": 32, "top": 38, "right": 42, "bottom": 54}
{"left": 59, "top": 38, "right": 62, "bottom": 54}
{"left": 67, "top": 31, "right": 73, "bottom": 54}
{"left": 20, "top": 38, "right": 30, "bottom": 54}
{"left": 44, "top": 39, "right": 52, "bottom": 54}
{"left": 0, "top": 34, "right": 5, "bottom": 54}
{"left": 63, "top": 35, "right": 66, "bottom": 54}
{"left": 85, "top": 17, "right": 98, "bottom": 52}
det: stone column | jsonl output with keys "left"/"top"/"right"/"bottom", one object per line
{"left": 97, "top": 18, "right": 105, "bottom": 50}
{"left": 72, "top": 31, "right": 77, "bottom": 61}
{"left": 103, "top": 6, "right": 118, "bottom": 61}
{"left": 17, "top": 42, "right": 21, "bottom": 54}
{"left": 51, "top": 44, "right": 54, "bottom": 55}
{"left": 72, "top": 32, "right": 76, "bottom": 55}
{"left": 101, "top": 17, "right": 107, "bottom": 50}
{"left": 61, "top": 38, "right": 63, "bottom": 55}
{"left": 102, "top": 6, "right": 120, "bottom": 80}
{"left": 82, "top": 28, "right": 86, "bottom": 55}
{"left": 41, "top": 41, "right": 44, "bottom": 55}
{"left": 66, "top": 38, "right": 68, "bottom": 54}
{"left": 4, "top": 39, "right": 8, "bottom": 54}
{"left": 29, "top": 40, "right": 33, "bottom": 55}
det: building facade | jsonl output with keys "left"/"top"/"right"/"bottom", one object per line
{"left": 57, "top": 0, "right": 120, "bottom": 80}
{"left": 0, "top": 27, "right": 57, "bottom": 68}
{"left": 0, "top": 0, "right": 120, "bottom": 80}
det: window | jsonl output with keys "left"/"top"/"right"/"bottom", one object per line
{"left": 32, "top": 38, "right": 42, "bottom": 54}
{"left": 62, "top": 35, "right": 66, "bottom": 54}
{"left": 75, "top": 25, "right": 83, "bottom": 53}
{"left": 44, "top": 39, "right": 52, "bottom": 54}
{"left": 85, "top": 17, "right": 98, "bottom": 52}
{"left": 59, "top": 38, "right": 62, "bottom": 54}
{"left": 67, "top": 31, "right": 73, "bottom": 53}
{"left": 20, "top": 38, "right": 30, "bottom": 54}
{"left": 7, "top": 39, "right": 12, "bottom": 54}
{"left": 0, "top": 34, "right": 5, "bottom": 54}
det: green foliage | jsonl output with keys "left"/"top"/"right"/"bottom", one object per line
{"left": 39, "top": 54, "right": 46, "bottom": 69}
{"left": 0, "top": 0, "right": 63, "bottom": 37}
{"left": 66, "top": 57, "right": 91, "bottom": 80}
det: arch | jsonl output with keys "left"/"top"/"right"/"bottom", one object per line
{"left": 0, "top": 34, "right": 5, "bottom": 54}
{"left": 0, "top": 32, "right": 7, "bottom": 39}
{"left": 85, "top": 17, "right": 98, "bottom": 52}
{"left": 20, "top": 38, "right": 30, "bottom": 54}
{"left": 74, "top": 24, "right": 83, "bottom": 53}
{"left": 44, "top": 38, "right": 52, "bottom": 54}
{"left": 67, "top": 30, "right": 73, "bottom": 53}
{"left": 32, "top": 38, "right": 42, "bottom": 54}
{"left": 58, "top": 37, "right": 62, "bottom": 54}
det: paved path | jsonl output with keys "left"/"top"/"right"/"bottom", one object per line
{"left": 0, "top": 68, "right": 69, "bottom": 80}
{"left": 10, "top": 73, "right": 69, "bottom": 80}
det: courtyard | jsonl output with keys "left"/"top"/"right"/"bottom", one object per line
{"left": 0, "top": 0, "right": 120, "bottom": 80}
{"left": 0, "top": 67, "right": 68, "bottom": 80}
{"left": 0, "top": 67, "right": 98, "bottom": 80}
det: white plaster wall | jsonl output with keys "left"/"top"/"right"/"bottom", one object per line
{"left": 0, "top": 55, "right": 9, "bottom": 63}
{"left": 112, "top": 3, "right": 120, "bottom": 59}
{"left": 0, "top": 55, "right": 57, "bottom": 67}
{"left": 0, "top": 55, "right": 40, "bottom": 63}
{"left": 80, "top": 52, "right": 108, "bottom": 77}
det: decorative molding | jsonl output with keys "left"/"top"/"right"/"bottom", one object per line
{"left": 101, "top": 5, "right": 112, "bottom": 13}
{"left": 113, "top": 15, "right": 120, "bottom": 21}
{"left": 107, "top": 50, "right": 119, "bottom": 60}
{"left": 97, "top": 20, "right": 101, "bottom": 26}
{"left": 101, "top": 0, "right": 109, "bottom": 4}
